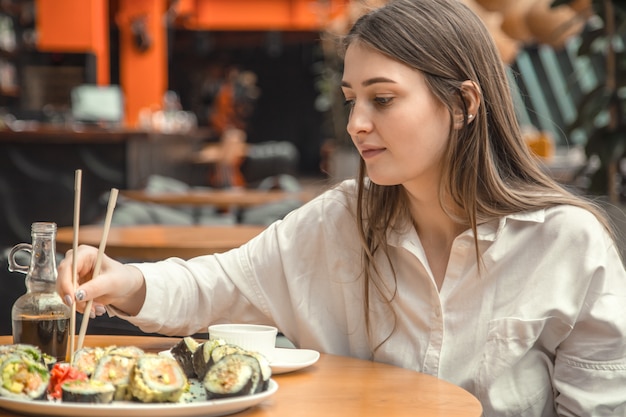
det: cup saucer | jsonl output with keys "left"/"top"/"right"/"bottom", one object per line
{"left": 270, "top": 348, "right": 320, "bottom": 374}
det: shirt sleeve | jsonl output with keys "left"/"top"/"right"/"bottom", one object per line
{"left": 107, "top": 243, "right": 268, "bottom": 335}
{"left": 107, "top": 181, "right": 360, "bottom": 338}
{"left": 553, "top": 219, "right": 626, "bottom": 415}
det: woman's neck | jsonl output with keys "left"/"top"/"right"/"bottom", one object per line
{"left": 406, "top": 190, "right": 466, "bottom": 290}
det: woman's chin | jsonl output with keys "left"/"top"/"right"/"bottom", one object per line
{"left": 366, "top": 175, "right": 402, "bottom": 187}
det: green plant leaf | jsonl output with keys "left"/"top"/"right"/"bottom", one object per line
{"left": 586, "top": 166, "right": 609, "bottom": 195}
{"left": 577, "top": 28, "right": 606, "bottom": 57}
{"left": 568, "top": 86, "right": 613, "bottom": 133}
{"left": 547, "top": 0, "right": 626, "bottom": 196}
{"left": 585, "top": 127, "right": 626, "bottom": 164}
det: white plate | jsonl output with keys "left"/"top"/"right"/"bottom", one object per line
{"left": 0, "top": 379, "right": 277, "bottom": 417}
{"left": 271, "top": 348, "right": 320, "bottom": 374}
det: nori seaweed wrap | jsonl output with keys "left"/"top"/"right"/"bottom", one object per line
{"left": 192, "top": 339, "right": 225, "bottom": 380}
{"left": 171, "top": 337, "right": 199, "bottom": 378}
{"left": 61, "top": 379, "right": 115, "bottom": 403}
{"left": 246, "top": 351, "right": 272, "bottom": 392}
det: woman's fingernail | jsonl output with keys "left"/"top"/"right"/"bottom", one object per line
{"left": 75, "top": 289, "right": 86, "bottom": 301}
{"left": 95, "top": 306, "right": 106, "bottom": 316}
{"left": 89, "top": 310, "right": 95, "bottom": 319}
{"left": 64, "top": 295, "right": 73, "bottom": 306}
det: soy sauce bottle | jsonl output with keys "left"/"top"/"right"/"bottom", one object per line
{"left": 9, "top": 222, "right": 70, "bottom": 361}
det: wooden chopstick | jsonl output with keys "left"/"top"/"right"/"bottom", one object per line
{"left": 76, "top": 188, "right": 119, "bottom": 351}
{"left": 67, "top": 169, "right": 82, "bottom": 364}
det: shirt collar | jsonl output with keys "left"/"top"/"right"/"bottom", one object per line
{"left": 475, "top": 208, "right": 547, "bottom": 241}
{"left": 388, "top": 208, "right": 547, "bottom": 246}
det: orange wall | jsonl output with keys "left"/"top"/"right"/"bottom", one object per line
{"left": 36, "top": 0, "right": 109, "bottom": 85}
{"left": 189, "top": 0, "right": 347, "bottom": 30}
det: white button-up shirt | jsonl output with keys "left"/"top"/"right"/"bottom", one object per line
{"left": 122, "top": 180, "right": 626, "bottom": 416}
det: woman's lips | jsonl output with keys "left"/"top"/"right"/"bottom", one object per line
{"left": 361, "top": 148, "right": 385, "bottom": 159}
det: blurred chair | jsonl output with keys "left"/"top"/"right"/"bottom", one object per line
{"left": 240, "top": 174, "right": 304, "bottom": 226}
{"left": 240, "top": 141, "right": 300, "bottom": 187}
{"left": 108, "top": 175, "right": 236, "bottom": 226}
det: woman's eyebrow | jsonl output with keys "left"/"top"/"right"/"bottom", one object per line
{"left": 341, "top": 77, "right": 397, "bottom": 89}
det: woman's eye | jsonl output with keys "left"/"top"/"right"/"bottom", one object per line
{"left": 344, "top": 99, "right": 355, "bottom": 109}
{"left": 374, "top": 96, "right": 393, "bottom": 106}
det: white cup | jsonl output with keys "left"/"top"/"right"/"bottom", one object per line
{"left": 208, "top": 323, "right": 278, "bottom": 361}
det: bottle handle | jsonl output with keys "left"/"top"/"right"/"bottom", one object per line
{"left": 7, "top": 243, "right": 32, "bottom": 274}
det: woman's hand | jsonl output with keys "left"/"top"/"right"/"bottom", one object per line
{"left": 57, "top": 245, "right": 147, "bottom": 317}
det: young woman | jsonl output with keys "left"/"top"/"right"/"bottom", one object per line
{"left": 58, "top": 0, "right": 626, "bottom": 415}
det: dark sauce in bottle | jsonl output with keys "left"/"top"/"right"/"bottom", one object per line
{"left": 8, "top": 222, "right": 71, "bottom": 362}
{"left": 12, "top": 315, "right": 69, "bottom": 361}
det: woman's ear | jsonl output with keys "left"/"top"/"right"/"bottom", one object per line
{"left": 460, "top": 80, "right": 481, "bottom": 123}
{"left": 454, "top": 80, "right": 481, "bottom": 129}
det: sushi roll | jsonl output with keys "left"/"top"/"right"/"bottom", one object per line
{"left": 0, "top": 354, "right": 50, "bottom": 400}
{"left": 61, "top": 379, "right": 115, "bottom": 403}
{"left": 41, "top": 353, "right": 57, "bottom": 370}
{"left": 170, "top": 337, "right": 199, "bottom": 378}
{"left": 71, "top": 347, "right": 105, "bottom": 376}
{"left": 203, "top": 353, "right": 263, "bottom": 399}
{"left": 246, "top": 351, "right": 272, "bottom": 392}
{"left": 208, "top": 344, "right": 246, "bottom": 368}
{"left": 0, "top": 345, "right": 14, "bottom": 356}
{"left": 129, "top": 354, "right": 188, "bottom": 403}
{"left": 0, "top": 344, "right": 43, "bottom": 365}
{"left": 0, "top": 344, "right": 55, "bottom": 369}
{"left": 192, "top": 339, "right": 225, "bottom": 380}
{"left": 91, "top": 353, "right": 137, "bottom": 400}
{"left": 107, "top": 346, "right": 144, "bottom": 358}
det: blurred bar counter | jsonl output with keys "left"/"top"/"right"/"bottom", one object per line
{"left": 0, "top": 124, "right": 210, "bottom": 248}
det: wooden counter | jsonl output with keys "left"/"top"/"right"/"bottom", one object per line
{"left": 56, "top": 224, "right": 266, "bottom": 260}
{"left": 120, "top": 188, "right": 312, "bottom": 209}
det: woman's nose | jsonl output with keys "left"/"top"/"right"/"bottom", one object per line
{"left": 346, "top": 102, "right": 373, "bottom": 138}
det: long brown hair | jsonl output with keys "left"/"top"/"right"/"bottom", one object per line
{"left": 342, "top": 0, "right": 614, "bottom": 352}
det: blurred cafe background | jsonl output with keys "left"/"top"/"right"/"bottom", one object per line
{"left": 1, "top": 0, "right": 625, "bottom": 334}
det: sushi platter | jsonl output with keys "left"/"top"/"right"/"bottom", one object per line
{"left": 0, "top": 339, "right": 279, "bottom": 417}
{"left": 0, "top": 380, "right": 278, "bottom": 417}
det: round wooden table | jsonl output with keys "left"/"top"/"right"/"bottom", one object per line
{"left": 0, "top": 335, "right": 482, "bottom": 417}
{"left": 56, "top": 224, "right": 265, "bottom": 260}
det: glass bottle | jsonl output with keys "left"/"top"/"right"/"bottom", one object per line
{"left": 8, "top": 222, "right": 70, "bottom": 361}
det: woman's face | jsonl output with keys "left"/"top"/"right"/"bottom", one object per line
{"left": 342, "top": 43, "right": 452, "bottom": 192}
